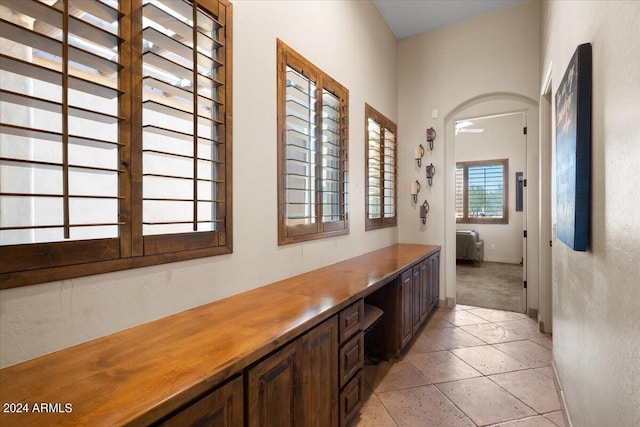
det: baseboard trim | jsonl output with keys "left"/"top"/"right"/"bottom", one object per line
{"left": 527, "top": 308, "right": 538, "bottom": 319}
{"left": 551, "top": 361, "right": 573, "bottom": 427}
{"left": 445, "top": 297, "right": 454, "bottom": 307}
{"left": 483, "top": 258, "right": 523, "bottom": 264}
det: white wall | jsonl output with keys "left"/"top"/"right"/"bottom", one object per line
{"left": 0, "top": 0, "right": 398, "bottom": 368}
{"left": 455, "top": 112, "right": 526, "bottom": 264}
{"left": 541, "top": 1, "right": 640, "bottom": 425}
{"left": 397, "top": 1, "right": 540, "bottom": 307}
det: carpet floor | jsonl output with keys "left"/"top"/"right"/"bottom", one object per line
{"left": 456, "top": 260, "right": 524, "bottom": 313}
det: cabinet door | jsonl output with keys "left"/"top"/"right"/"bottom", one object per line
{"left": 157, "top": 376, "right": 243, "bottom": 427}
{"left": 304, "top": 316, "right": 339, "bottom": 427}
{"left": 412, "top": 265, "right": 422, "bottom": 332}
{"left": 432, "top": 252, "right": 440, "bottom": 308}
{"left": 420, "top": 260, "right": 429, "bottom": 323}
{"left": 247, "top": 340, "right": 304, "bottom": 427}
{"left": 399, "top": 270, "right": 413, "bottom": 350}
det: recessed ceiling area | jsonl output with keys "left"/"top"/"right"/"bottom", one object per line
{"left": 372, "top": 0, "right": 527, "bottom": 39}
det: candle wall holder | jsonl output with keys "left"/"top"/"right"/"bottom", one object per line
{"left": 415, "top": 144, "right": 424, "bottom": 167}
{"left": 411, "top": 180, "right": 421, "bottom": 203}
{"left": 420, "top": 200, "right": 430, "bottom": 224}
{"left": 426, "top": 127, "right": 436, "bottom": 151}
{"left": 426, "top": 163, "right": 436, "bottom": 186}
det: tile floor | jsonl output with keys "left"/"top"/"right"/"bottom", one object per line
{"left": 350, "top": 304, "right": 566, "bottom": 427}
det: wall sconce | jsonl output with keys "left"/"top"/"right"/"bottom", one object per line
{"left": 426, "top": 163, "right": 436, "bottom": 186}
{"left": 415, "top": 144, "right": 424, "bottom": 167}
{"left": 411, "top": 180, "right": 421, "bottom": 203}
{"left": 420, "top": 200, "right": 430, "bottom": 225}
{"left": 426, "top": 127, "right": 436, "bottom": 150}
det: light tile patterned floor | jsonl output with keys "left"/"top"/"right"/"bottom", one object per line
{"left": 350, "top": 305, "right": 566, "bottom": 427}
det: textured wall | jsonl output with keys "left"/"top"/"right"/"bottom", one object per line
{"left": 397, "top": 1, "right": 540, "bottom": 307}
{"left": 540, "top": 1, "right": 640, "bottom": 425}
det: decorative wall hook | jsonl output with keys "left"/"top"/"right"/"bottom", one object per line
{"left": 411, "top": 180, "right": 421, "bottom": 203}
{"left": 426, "top": 163, "right": 436, "bottom": 186}
{"left": 415, "top": 144, "right": 424, "bottom": 167}
{"left": 426, "top": 127, "right": 436, "bottom": 150}
{"left": 420, "top": 200, "right": 430, "bottom": 225}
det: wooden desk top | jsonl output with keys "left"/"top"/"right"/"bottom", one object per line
{"left": 0, "top": 244, "right": 439, "bottom": 426}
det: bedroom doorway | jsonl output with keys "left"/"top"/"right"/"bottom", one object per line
{"left": 454, "top": 112, "right": 526, "bottom": 313}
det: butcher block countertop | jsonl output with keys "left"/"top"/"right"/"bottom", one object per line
{"left": 0, "top": 244, "right": 440, "bottom": 426}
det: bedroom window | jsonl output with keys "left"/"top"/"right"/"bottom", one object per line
{"left": 365, "top": 104, "right": 397, "bottom": 230}
{"left": 456, "top": 159, "right": 508, "bottom": 224}
{"left": 0, "top": 0, "right": 232, "bottom": 288}
{"left": 276, "top": 39, "right": 349, "bottom": 245}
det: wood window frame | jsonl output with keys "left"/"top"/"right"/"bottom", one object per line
{"left": 0, "top": 0, "right": 233, "bottom": 290}
{"left": 276, "top": 39, "right": 349, "bottom": 245}
{"left": 456, "top": 159, "right": 509, "bottom": 224}
{"left": 365, "top": 104, "right": 397, "bottom": 231}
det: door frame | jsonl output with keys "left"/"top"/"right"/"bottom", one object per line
{"left": 539, "top": 63, "right": 554, "bottom": 332}
{"left": 443, "top": 92, "right": 539, "bottom": 314}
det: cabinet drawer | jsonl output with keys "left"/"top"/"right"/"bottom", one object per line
{"left": 339, "top": 370, "right": 364, "bottom": 427}
{"left": 339, "top": 332, "right": 364, "bottom": 388}
{"left": 339, "top": 300, "right": 363, "bottom": 344}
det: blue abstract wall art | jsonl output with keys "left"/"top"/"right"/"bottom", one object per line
{"left": 555, "top": 43, "right": 592, "bottom": 251}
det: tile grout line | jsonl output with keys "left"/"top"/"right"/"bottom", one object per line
{"left": 358, "top": 308, "right": 560, "bottom": 427}
{"left": 441, "top": 322, "right": 549, "bottom": 425}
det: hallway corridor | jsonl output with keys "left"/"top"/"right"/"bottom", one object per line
{"left": 350, "top": 305, "right": 565, "bottom": 427}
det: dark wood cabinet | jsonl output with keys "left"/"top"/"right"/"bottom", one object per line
{"left": 399, "top": 269, "right": 413, "bottom": 350}
{"left": 339, "top": 370, "right": 364, "bottom": 427}
{"left": 0, "top": 245, "right": 441, "bottom": 427}
{"left": 429, "top": 252, "right": 440, "bottom": 312}
{"left": 339, "top": 332, "right": 363, "bottom": 388}
{"left": 248, "top": 315, "right": 341, "bottom": 427}
{"left": 247, "top": 339, "right": 304, "bottom": 427}
{"left": 337, "top": 301, "right": 364, "bottom": 426}
{"left": 397, "top": 252, "right": 441, "bottom": 354}
{"left": 304, "top": 316, "right": 339, "bottom": 427}
{"left": 419, "top": 260, "right": 429, "bottom": 324}
{"left": 339, "top": 300, "right": 363, "bottom": 343}
{"left": 412, "top": 265, "right": 422, "bottom": 332}
{"left": 157, "top": 376, "right": 243, "bottom": 427}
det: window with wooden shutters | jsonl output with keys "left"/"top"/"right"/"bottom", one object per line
{"left": 365, "top": 104, "right": 396, "bottom": 230}
{"left": 455, "top": 159, "right": 508, "bottom": 224}
{"left": 0, "top": 0, "right": 125, "bottom": 277}
{"left": 140, "top": 0, "right": 229, "bottom": 255}
{"left": 277, "top": 40, "right": 348, "bottom": 245}
{"left": 0, "top": 0, "right": 232, "bottom": 289}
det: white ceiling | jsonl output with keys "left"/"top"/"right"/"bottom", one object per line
{"left": 372, "top": 0, "right": 527, "bottom": 39}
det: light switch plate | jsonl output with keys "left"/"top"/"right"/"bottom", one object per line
{"left": 431, "top": 109, "right": 438, "bottom": 119}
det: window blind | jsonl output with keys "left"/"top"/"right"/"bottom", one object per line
{"left": 1, "top": 0, "right": 123, "bottom": 248}
{"left": 456, "top": 159, "right": 508, "bottom": 224}
{"left": 277, "top": 40, "right": 349, "bottom": 244}
{"left": 365, "top": 104, "right": 396, "bottom": 230}
{"left": 467, "top": 164, "right": 504, "bottom": 217}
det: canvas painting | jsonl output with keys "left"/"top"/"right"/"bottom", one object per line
{"left": 555, "top": 43, "right": 592, "bottom": 251}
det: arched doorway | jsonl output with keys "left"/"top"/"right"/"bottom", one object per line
{"left": 442, "top": 93, "right": 540, "bottom": 318}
